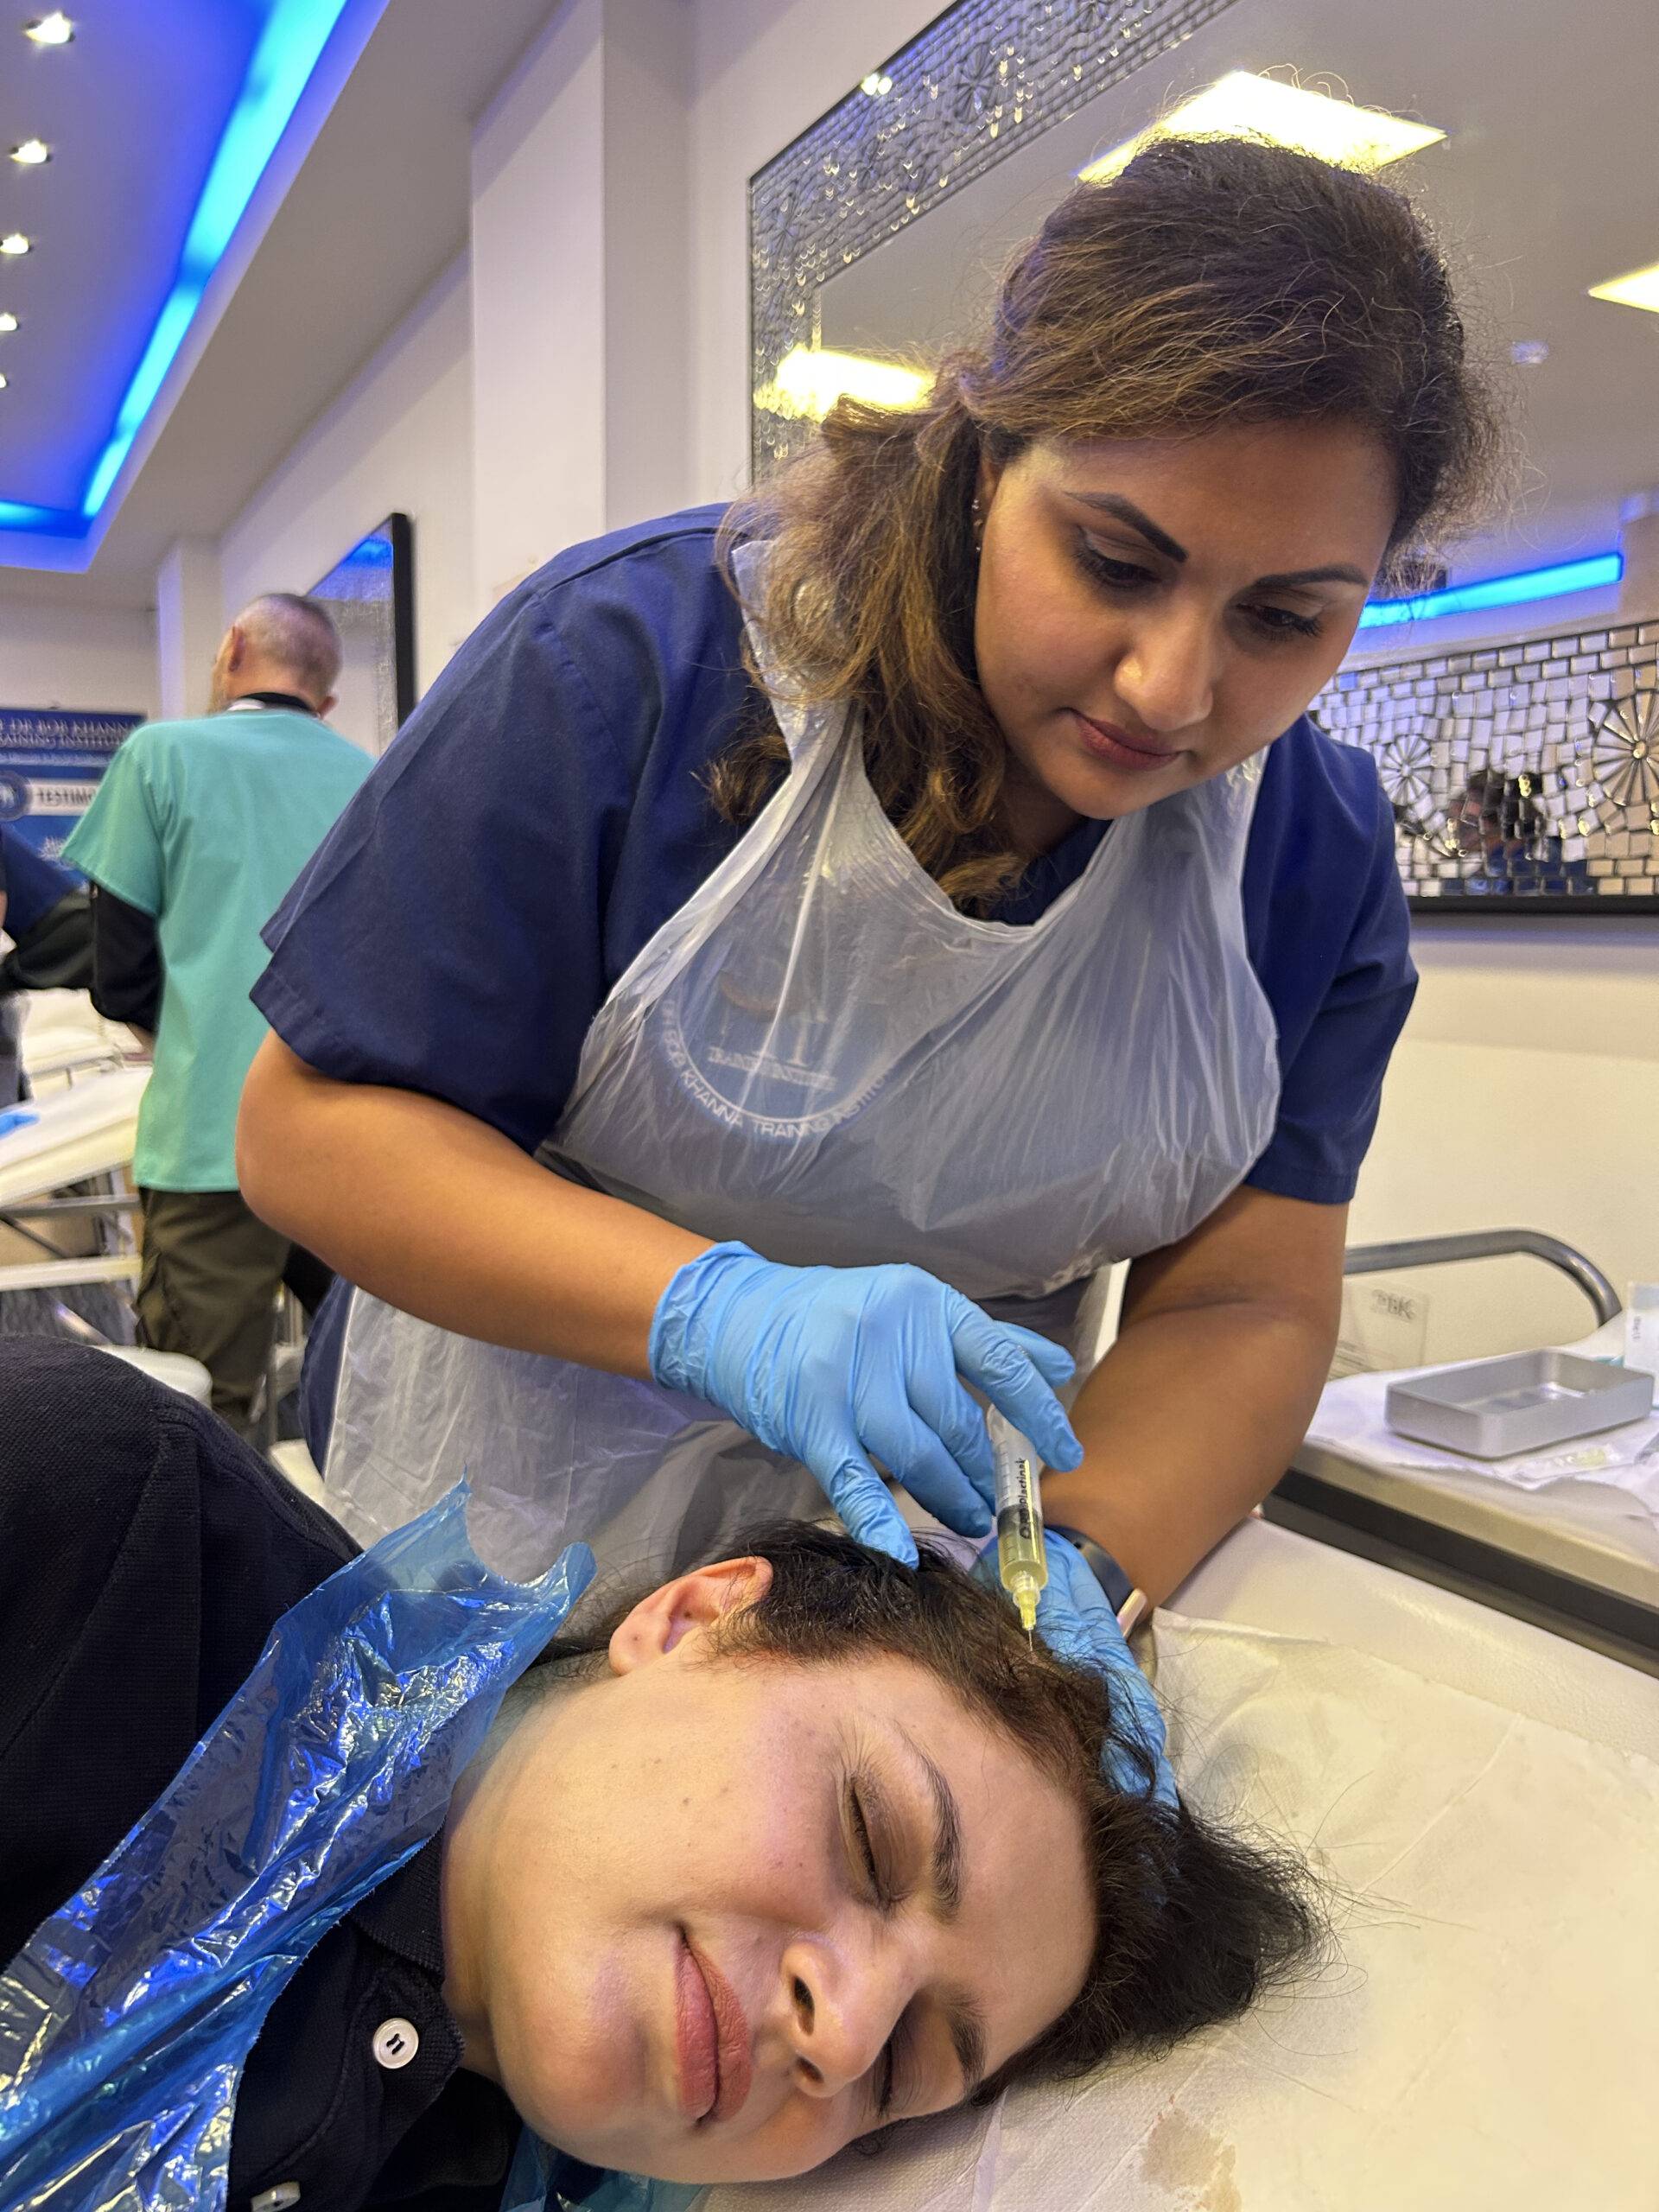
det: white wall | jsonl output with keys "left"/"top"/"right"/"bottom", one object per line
{"left": 1349, "top": 920, "right": 1657, "bottom": 1361}
{"left": 0, "top": 600, "right": 160, "bottom": 716}
{"left": 470, "top": 0, "right": 693, "bottom": 607}
{"left": 219, "top": 251, "right": 476, "bottom": 696}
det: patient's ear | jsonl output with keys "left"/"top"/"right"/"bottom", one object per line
{"left": 608, "top": 1556, "right": 774, "bottom": 1673}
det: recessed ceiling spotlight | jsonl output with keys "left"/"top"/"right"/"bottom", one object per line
{"left": 0, "top": 233, "right": 31, "bottom": 256}
{"left": 860, "top": 71, "right": 893, "bottom": 97}
{"left": 1510, "top": 340, "right": 1550, "bottom": 365}
{"left": 22, "top": 12, "right": 74, "bottom": 44}
{"left": 0, "top": 311, "right": 16, "bottom": 331}
{"left": 0, "top": 372, "right": 9, "bottom": 390}
{"left": 10, "top": 139, "right": 51, "bottom": 165}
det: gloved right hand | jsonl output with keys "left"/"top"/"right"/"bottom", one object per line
{"left": 649, "top": 1241, "right": 1084, "bottom": 1564}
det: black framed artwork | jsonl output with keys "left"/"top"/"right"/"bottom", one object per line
{"left": 308, "top": 512, "right": 415, "bottom": 755}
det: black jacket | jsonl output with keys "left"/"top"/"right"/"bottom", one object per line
{"left": 0, "top": 1341, "right": 522, "bottom": 2210}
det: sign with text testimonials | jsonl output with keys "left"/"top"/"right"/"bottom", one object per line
{"left": 0, "top": 708, "right": 143, "bottom": 868}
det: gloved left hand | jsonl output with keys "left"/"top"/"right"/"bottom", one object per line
{"left": 984, "top": 1530, "right": 1178, "bottom": 1810}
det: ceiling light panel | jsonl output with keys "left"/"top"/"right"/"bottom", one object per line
{"left": 1081, "top": 72, "right": 1447, "bottom": 185}
{"left": 22, "top": 12, "right": 74, "bottom": 44}
{"left": 0, "top": 312, "right": 16, "bottom": 332}
{"left": 1588, "top": 260, "right": 1659, "bottom": 316}
{"left": 10, "top": 140, "right": 52, "bottom": 165}
{"left": 0, "top": 235, "right": 31, "bottom": 256}
{"left": 758, "top": 344, "right": 931, "bottom": 420}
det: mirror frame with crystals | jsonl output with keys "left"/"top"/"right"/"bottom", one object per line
{"left": 746, "top": 0, "right": 1659, "bottom": 912}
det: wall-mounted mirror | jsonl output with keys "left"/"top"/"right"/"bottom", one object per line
{"left": 749, "top": 0, "right": 1659, "bottom": 911}
{"left": 308, "top": 513, "right": 415, "bottom": 758}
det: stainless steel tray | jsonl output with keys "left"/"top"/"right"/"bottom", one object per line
{"left": 1385, "top": 1351, "right": 1654, "bottom": 1459}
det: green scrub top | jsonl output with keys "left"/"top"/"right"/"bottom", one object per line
{"left": 64, "top": 707, "right": 374, "bottom": 1191}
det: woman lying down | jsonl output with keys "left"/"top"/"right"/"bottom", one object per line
{"left": 0, "top": 1342, "right": 1317, "bottom": 2209}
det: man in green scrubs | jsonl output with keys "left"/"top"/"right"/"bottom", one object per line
{"left": 66, "top": 594, "right": 373, "bottom": 1433}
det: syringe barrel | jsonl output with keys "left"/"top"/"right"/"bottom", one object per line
{"left": 986, "top": 1408, "right": 1047, "bottom": 1597}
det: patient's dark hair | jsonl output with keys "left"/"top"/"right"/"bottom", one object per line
{"left": 542, "top": 1522, "right": 1321, "bottom": 2106}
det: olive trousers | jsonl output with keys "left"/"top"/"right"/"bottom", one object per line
{"left": 136, "top": 1190, "right": 330, "bottom": 1439}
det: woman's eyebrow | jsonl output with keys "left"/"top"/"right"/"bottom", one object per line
{"left": 1068, "top": 491, "right": 1370, "bottom": 590}
{"left": 1068, "top": 492, "right": 1186, "bottom": 564}
{"left": 893, "top": 1731, "right": 988, "bottom": 2094}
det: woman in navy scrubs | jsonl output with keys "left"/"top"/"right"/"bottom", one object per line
{"left": 238, "top": 138, "right": 1503, "bottom": 1605}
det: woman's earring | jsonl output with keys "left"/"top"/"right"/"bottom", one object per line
{"left": 971, "top": 495, "right": 984, "bottom": 554}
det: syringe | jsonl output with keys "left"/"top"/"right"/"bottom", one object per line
{"left": 986, "top": 1408, "right": 1047, "bottom": 1642}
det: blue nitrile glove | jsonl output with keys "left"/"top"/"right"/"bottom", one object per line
{"left": 997, "top": 1530, "right": 1178, "bottom": 1811}
{"left": 649, "top": 1241, "right": 1084, "bottom": 1564}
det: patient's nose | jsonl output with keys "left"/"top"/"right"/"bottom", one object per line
{"left": 779, "top": 1936, "right": 904, "bottom": 2101}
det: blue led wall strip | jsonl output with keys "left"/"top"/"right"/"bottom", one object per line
{"left": 1358, "top": 551, "right": 1624, "bottom": 630}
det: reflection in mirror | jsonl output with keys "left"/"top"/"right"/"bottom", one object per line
{"left": 308, "top": 513, "right": 415, "bottom": 757}
{"left": 753, "top": 0, "right": 1659, "bottom": 907}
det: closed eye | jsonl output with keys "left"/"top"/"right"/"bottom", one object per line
{"left": 848, "top": 1781, "right": 905, "bottom": 2117}
{"left": 1075, "top": 540, "right": 1157, "bottom": 594}
{"left": 1075, "top": 535, "right": 1324, "bottom": 643}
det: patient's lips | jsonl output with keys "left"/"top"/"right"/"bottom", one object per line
{"left": 674, "top": 1935, "right": 719, "bottom": 2120}
{"left": 677, "top": 1934, "right": 753, "bottom": 2125}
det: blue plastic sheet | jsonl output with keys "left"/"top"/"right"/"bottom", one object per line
{"left": 0, "top": 1484, "right": 593, "bottom": 2212}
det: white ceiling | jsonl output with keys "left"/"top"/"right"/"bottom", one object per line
{"left": 820, "top": 0, "right": 1659, "bottom": 585}
{"left": 0, "top": 0, "right": 555, "bottom": 612}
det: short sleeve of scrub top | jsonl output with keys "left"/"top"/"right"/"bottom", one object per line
{"left": 256, "top": 501, "right": 1415, "bottom": 1208}
{"left": 59, "top": 739, "right": 167, "bottom": 919}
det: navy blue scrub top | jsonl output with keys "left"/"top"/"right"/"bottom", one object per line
{"left": 253, "top": 504, "right": 1416, "bottom": 1456}
{"left": 0, "top": 823, "right": 79, "bottom": 939}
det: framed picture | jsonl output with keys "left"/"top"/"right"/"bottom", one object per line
{"left": 308, "top": 512, "right": 415, "bottom": 755}
{"left": 0, "top": 708, "right": 143, "bottom": 867}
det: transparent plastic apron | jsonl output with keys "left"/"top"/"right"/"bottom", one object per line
{"left": 0, "top": 1488, "right": 593, "bottom": 2212}
{"left": 326, "top": 550, "right": 1281, "bottom": 1580}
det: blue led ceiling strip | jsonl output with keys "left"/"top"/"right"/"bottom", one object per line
{"left": 0, "top": 0, "right": 354, "bottom": 539}
{"left": 1358, "top": 551, "right": 1624, "bottom": 629}
{"left": 79, "top": 0, "right": 355, "bottom": 515}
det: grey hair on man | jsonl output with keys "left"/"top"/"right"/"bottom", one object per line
{"left": 209, "top": 592, "right": 344, "bottom": 717}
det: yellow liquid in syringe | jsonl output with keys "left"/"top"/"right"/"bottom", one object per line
{"left": 995, "top": 1439, "right": 1048, "bottom": 1638}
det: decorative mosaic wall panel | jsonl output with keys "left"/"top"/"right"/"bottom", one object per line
{"left": 750, "top": 0, "right": 1247, "bottom": 477}
{"left": 1314, "top": 619, "right": 1659, "bottom": 910}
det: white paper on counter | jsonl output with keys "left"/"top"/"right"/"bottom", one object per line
{"left": 1297, "top": 1313, "right": 1659, "bottom": 1569}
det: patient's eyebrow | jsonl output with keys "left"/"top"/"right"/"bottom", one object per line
{"left": 942, "top": 1984, "right": 988, "bottom": 2099}
{"left": 894, "top": 1731, "right": 988, "bottom": 2095}
{"left": 913, "top": 1743, "right": 963, "bottom": 1921}
{"left": 921, "top": 1758, "right": 985, "bottom": 2090}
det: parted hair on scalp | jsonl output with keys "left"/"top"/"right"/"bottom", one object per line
{"left": 713, "top": 132, "right": 1510, "bottom": 912}
{"left": 541, "top": 1519, "right": 1324, "bottom": 2107}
